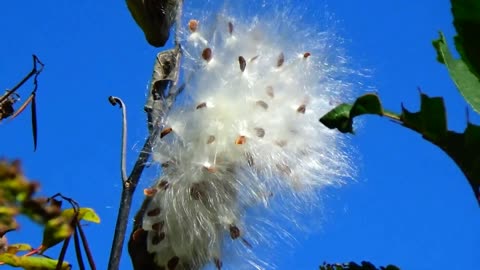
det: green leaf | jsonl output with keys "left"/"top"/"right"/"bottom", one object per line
{"left": 40, "top": 216, "right": 73, "bottom": 253}
{"left": 320, "top": 93, "right": 480, "bottom": 205}
{"left": 433, "top": 32, "right": 480, "bottom": 113}
{"left": 61, "top": 208, "right": 100, "bottom": 224}
{"left": 320, "top": 93, "right": 384, "bottom": 133}
{"left": 0, "top": 253, "right": 70, "bottom": 269}
{"left": 451, "top": 0, "right": 480, "bottom": 78}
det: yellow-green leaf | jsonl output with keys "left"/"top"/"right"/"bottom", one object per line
{"left": 0, "top": 253, "right": 70, "bottom": 269}
{"left": 61, "top": 208, "right": 100, "bottom": 224}
{"left": 40, "top": 216, "right": 72, "bottom": 253}
{"left": 6, "top": 243, "right": 33, "bottom": 254}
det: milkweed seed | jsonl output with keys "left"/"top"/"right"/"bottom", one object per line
{"left": 229, "top": 225, "right": 240, "bottom": 239}
{"left": 196, "top": 102, "right": 207, "bottom": 109}
{"left": 303, "top": 52, "right": 311, "bottom": 58}
{"left": 256, "top": 100, "right": 268, "bottom": 110}
{"left": 190, "top": 183, "right": 204, "bottom": 200}
{"left": 167, "top": 256, "right": 180, "bottom": 269}
{"left": 132, "top": 228, "right": 144, "bottom": 241}
{"left": 246, "top": 152, "right": 254, "bottom": 167}
{"left": 266, "top": 86, "right": 274, "bottom": 98}
{"left": 297, "top": 104, "right": 306, "bottom": 114}
{"left": 276, "top": 140, "right": 288, "bottom": 147}
{"left": 228, "top": 21, "right": 234, "bottom": 34}
{"left": 204, "top": 165, "right": 217, "bottom": 173}
{"left": 151, "top": 232, "right": 165, "bottom": 245}
{"left": 238, "top": 56, "right": 246, "bottom": 72}
{"left": 277, "top": 52, "right": 285, "bottom": 67}
{"left": 147, "top": 208, "right": 161, "bottom": 217}
{"left": 214, "top": 258, "right": 223, "bottom": 270}
{"left": 143, "top": 188, "right": 157, "bottom": 197}
{"left": 235, "top": 135, "right": 246, "bottom": 145}
{"left": 160, "top": 127, "right": 173, "bottom": 138}
{"left": 254, "top": 127, "right": 265, "bottom": 138}
{"left": 202, "top": 48, "right": 213, "bottom": 62}
{"left": 276, "top": 164, "right": 292, "bottom": 175}
{"left": 188, "top": 19, "right": 199, "bottom": 32}
{"left": 207, "top": 135, "right": 216, "bottom": 144}
{"left": 152, "top": 221, "right": 165, "bottom": 232}
{"left": 158, "top": 180, "right": 169, "bottom": 190}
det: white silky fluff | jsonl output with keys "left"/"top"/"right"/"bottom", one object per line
{"left": 142, "top": 1, "right": 355, "bottom": 269}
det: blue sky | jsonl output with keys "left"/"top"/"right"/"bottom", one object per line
{"left": 1, "top": 1, "right": 479, "bottom": 269}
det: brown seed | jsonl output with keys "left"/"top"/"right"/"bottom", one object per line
{"left": 167, "top": 256, "right": 180, "bottom": 269}
{"left": 190, "top": 183, "right": 204, "bottom": 200}
{"left": 206, "top": 135, "right": 216, "bottom": 144}
{"left": 277, "top": 52, "right": 285, "bottom": 67}
{"left": 151, "top": 232, "right": 165, "bottom": 245}
{"left": 229, "top": 225, "right": 240, "bottom": 239}
{"left": 235, "top": 135, "right": 246, "bottom": 145}
{"left": 276, "top": 164, "right": 292, "bottom": 175}
{"left": 297, "top": 104, "right": 306, "bottom": 114}
{"left": 152, "top": 221, "right": 165, "bottom": 232}
{"left": 276, "top": 140, "right": 288, "bottom": 147}
{"left": 204, "top": 165, "right": 217, "bottom": 173}
{"left": 228, "top": 21, "right": 234, "bottom": 35}
{"left": 214, "top": 258, "right": 223, "bottom": 270}
{"left": 196, "top": 102, "right": 207, "bottom": 109}
{"left": 160, "top": 127, "right": 173, "bottom": 138}
{"left": 238, "top": 56, "right": 246, "bottom": 72}
{"left": 158, "top": 180, "right": 169, "bottom": 190}
{"left": 147, "top": 208, "right": 161, "bottom": 217}
{"left": 143, "top": 188, "right": 157, "bottom": 197}
{"left": 132, "top": 228, "right": 145, "bottom": 241}
{"left": 256, "top": 100, "right": 268, "bottom": 110}
{"left": 254, "top": 127, "right": 265, "bottom": 138}
{"left": 246, "top": 153, "right": 254, "bottom": 167}
{"left": 202, "top": 48, "right": 213, "bottom": 62}
{"left": 266, "top": 86, "right": 274, "bottom": 98}
{"left": 303, "top": 52, "right": 311, "bottom": 59}
{"left": 188, "top": 19, "right": 199, "bottom": 32}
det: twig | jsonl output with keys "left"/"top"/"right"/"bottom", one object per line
{"left": 0, "top": 55, "right": 44, "bottom": 104}
{"left": 108, "top": 96, "right": 128, "bottom": 182}
{"left": 107, "top": 1, "right": 184, "bottom": 269}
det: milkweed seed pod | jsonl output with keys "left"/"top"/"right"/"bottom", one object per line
{"left": 126, "top": 0, "right": 179, "bottom": 47}
{"left": 140, "top": 2, "right": 355, "bottom": 269}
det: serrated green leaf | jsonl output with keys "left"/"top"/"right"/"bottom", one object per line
{"left": 61, "top": 208, "right": 100, "bottom": 224}
{"left": 0, "top": 253, "right": 70, "bottom": 269}
{"left": 433, "top": 32, "right": 480, "bottom": 113}
{"left": 451, "top": 0, "right": 480, "bottom": 78}
{"left": 400, "top": 94, "right": 447, "bottom": 141}
{"left": 320, "top": 93, "right": 480, "bottom": 205}
{"left": 320, "top": 94, "right": 384, "bottom": 133}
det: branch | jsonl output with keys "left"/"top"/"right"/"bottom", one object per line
{"left": 107, "top": 1, "right": 184, "bottom": 269}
